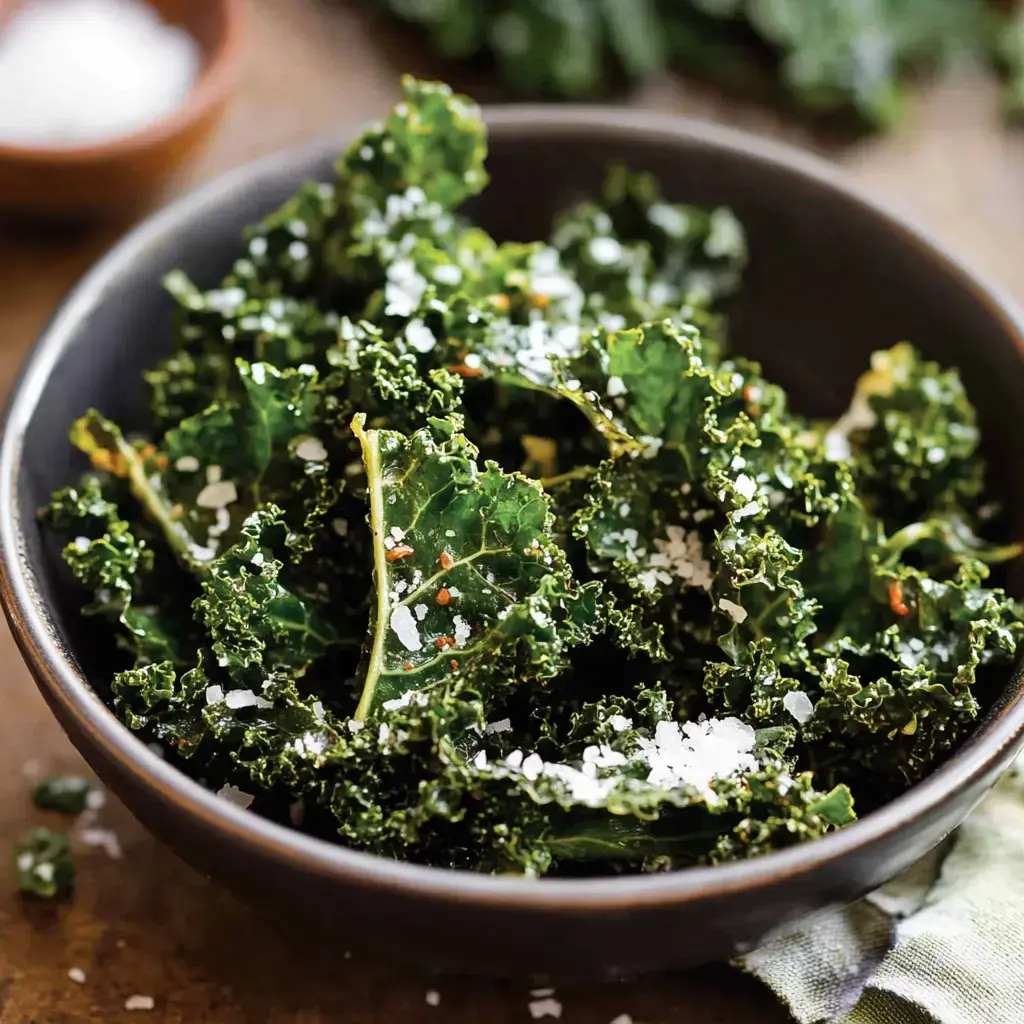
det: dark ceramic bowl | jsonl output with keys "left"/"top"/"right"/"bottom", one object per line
{"left": 3, "top": 109, "right": 1024, "bottom": 980}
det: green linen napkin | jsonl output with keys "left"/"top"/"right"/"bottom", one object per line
{"left": 739, "top": 765, "right": 1024, "bottom": 1023}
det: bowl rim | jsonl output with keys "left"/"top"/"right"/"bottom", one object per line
{"left": 4, "top": 105, "right": 1024, "bottom": 911}
{"left": 0, "top": 0, "right": 244, "bottom": 164}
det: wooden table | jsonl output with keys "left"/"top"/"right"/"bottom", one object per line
{"left": 1, "top": 3, "right": 1022, "bottom": 1020}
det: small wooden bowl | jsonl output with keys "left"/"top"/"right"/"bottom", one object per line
{"left": 0, "top": 0, "right": 243, "bottom": 217}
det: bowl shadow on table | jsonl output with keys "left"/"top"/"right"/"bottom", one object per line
{"left": 16, "top": 834, "right": 786, "bottom": 1022}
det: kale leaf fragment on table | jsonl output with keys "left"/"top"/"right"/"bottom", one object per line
{"left": 42, "top": 76, "right": 1023, "bottom": 877}
{"left": 14, "top": 827, "right": 75, "bottom": 899}
{"left": 32, "top": 776, "right": 98, "bottom": 816}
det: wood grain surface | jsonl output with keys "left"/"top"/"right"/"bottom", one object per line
{"left": 1, "top": 2, "right": 1023, "bottom": 1021}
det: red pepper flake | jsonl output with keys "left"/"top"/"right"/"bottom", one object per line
{"left": 532, "top": 293, "right": 550, "bottom": 309}
{"left": 489, "top": 293, "right": 510, "bottom": 311}
{"left": 435, "top": 636, "right": 455, "bottom": 651}
{"left": 446, "top": 364, "right": 485, "bottom": 378}
{"left": 386, "top": 544, "right": 415, "bottom": 562}
{"left": 439, "top": 551, "right": 454, "bottom": 571}
{"left": 404, "top": 662, "right": 414, "bottom": 671}
{"left": 436, "top": 588, "right": 451, "bottom": 606}
{"left": 888, "top": 581, "right": 910, "bottom": 616}
{"left": 450, "top": 659, "right": 460, "bottom": 672}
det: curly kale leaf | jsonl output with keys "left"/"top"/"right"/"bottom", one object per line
{"left": 226, "top": 180, "right": 338, "bottom": 299}
{"left": 823, "top": 343, "right": 985, "bottom": 523}
{"left": 351, "top": 415, "right": 601, "bottom": 718}
{"left": 111, "top": 510, "right": 342, "bottom": 761}
{"left": 148, "top": 271, "right": 340, "bottom": 427}
{"left": 74, "top": 360, "right": 342, "bottom": 566}
{"left": 551, "top": 164, "right": 746, "bottom": 341}
{"left": 325, "top": 76, "right": 488, "bottom": 289}
{"left": 325, "top": 318, "right": 465, "bottom": 434}
{"left": 192, "top": 506, "right": 339, "bottom": 686}
{"left": 41, "top": 478, "right": 188, "bottom": 667}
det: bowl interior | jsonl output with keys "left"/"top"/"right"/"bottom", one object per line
{"left": 8, "top": 112, "right": 1024, "bottom": 882}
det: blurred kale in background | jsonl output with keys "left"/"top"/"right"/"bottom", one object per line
{"left": 375, "top": 0, "right": 1024, "bottom": 129}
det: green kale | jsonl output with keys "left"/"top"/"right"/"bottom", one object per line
{"left": 41, "top": 79, "right": 1022, "bottom": 876}
{"left": 372, "top": 0, "right": 1020, "bottom": 129}
{"left": 32, "top": 776, "right": 97, "bottom": 815}
{"left": 14, "top": 828, "right": 75, "bottom": 899}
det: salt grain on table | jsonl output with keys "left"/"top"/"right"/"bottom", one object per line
{"left": 528, "top": 996, "right": 563, "bottom": 1019}
{"left": 0, "top": 0, "right": 199, "bottom": 147}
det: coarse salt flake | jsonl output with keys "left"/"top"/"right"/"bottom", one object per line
{"left": 215, "top": 784, "right": 254, "bottom": 810}
{"left": 68, "top": 967, "right": 86, "bottom": 984}
{"left": 125, "top": 994, "right": 156, "bottom": 1012}
{"left": 588, "top": 237, "right": 622, "bottom": 266}
{"left": 76, "top": 827, "right": 123, "bottom": 859}
{"left": 390, "top": 605, "right": 423, "bottom": 652}
{"left": 433, "top": 264, "right": 462, "bottom": 285}
{"left": 205, "top": 685, "right": 224, "bottom": 706}
{"left": 719, "top": 598, "right": 748, "bottom": 624}
{"left": 382, "top": 690, "right": 414, "bottom": 711}
{"left": 224, "top": 689, "right": 273, "bottom": 710}
{"left": 452, "top": 614, "right": 471, "bottom": 647}
{"left": 641, "top": 717, "right": 757, "bottom": 795}
{"left": 295, "top": 436, "right": 328, "bottom": 462}
{"left": 528, "top": 997, "right": 563, "bottom": 1019}
{"left": 425, "top": 989, "right": 441, "bottom": 1007}
{"left": 196, "top": 480, "right": 237, "bottom": 510}
{"left": 734, "top": 474, "right": 757, "bottom": 500}
{"left": 521, "top": 753, "right": 544, "bottom": 781}
{"left": 783, "top": 690, "right": 815, "bottom": 725}
{"left": 406, "top": 318, "right": 437, "bottom": 353}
